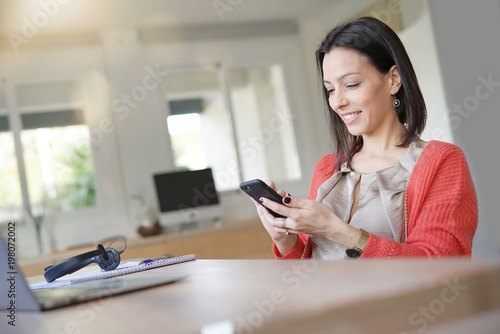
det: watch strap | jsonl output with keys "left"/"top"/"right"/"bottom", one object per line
{"left": 346, "top": 229, "right": 369, "bottom": 258}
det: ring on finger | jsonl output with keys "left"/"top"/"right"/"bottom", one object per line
{"left": 280, "top": 217, "right": 286, "bottom": 229}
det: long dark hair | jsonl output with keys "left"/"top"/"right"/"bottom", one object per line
{"left": 316, "top": 17, "right": 426, "bottom": 171}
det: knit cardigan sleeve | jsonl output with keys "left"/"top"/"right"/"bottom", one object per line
{"left": 274, "top": 141, "right": 478, "bottom": 259}
{"left": 361, "top": 141, "right": 478, "bottom": 258}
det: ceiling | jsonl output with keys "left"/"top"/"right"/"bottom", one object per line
{"left": 0, "top": 0, "right": 333, "bottom": 36}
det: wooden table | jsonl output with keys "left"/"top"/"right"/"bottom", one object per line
{"left": 3, "top": 259, "right": 500, "bottom": 333}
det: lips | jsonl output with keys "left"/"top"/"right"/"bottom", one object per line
{"left": 341, "top": 111, "right": 361, "bottom": 125}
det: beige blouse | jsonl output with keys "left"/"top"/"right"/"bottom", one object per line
{"left": 310, "top": 139, "right": 428, "bottom": 260}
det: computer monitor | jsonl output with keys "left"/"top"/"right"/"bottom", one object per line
{"left": 153, "top": 168, "right": 222, "bottom": 230}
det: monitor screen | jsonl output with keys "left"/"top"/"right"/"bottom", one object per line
{"left": 153, "top": 168, "right": 219, "bottom": 213}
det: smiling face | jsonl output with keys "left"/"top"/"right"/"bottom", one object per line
{"left": 322, "top": 47, "right": 402, "bottom": 138}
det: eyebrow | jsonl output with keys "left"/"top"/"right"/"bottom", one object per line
{"left": 323, "top": 72, "right": 361, "bottom": 84}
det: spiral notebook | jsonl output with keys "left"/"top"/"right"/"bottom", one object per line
{"left": 29, "top": 254, "right": 196, "bottom": 290}
{"left": 0, "top": 237, "right": 191, "bottom": 311}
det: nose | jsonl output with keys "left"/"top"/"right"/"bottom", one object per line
{"left": 329, "top": 90, "right": 348, "bottom": 111}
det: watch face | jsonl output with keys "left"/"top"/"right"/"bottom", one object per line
{"left": 346, "top": 249, "right": 361, "bottom": 258}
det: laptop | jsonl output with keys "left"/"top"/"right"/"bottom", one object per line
{"left": 0, "top": 237, "right": 186, "bottom": 311}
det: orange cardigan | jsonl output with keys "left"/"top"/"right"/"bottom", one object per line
{"left": 273, "top": 141, "right": 478, "bottom": 259}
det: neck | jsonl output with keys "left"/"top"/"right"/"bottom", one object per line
{"left": 360, "top": 122, "right": 407, "bottom": 155}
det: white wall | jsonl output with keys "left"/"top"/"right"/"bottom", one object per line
{"left": 297, "top": 0, "right": 380, "bottom": 160}
{"left": 398, "top": 0, "right": 453, "bottom": 143}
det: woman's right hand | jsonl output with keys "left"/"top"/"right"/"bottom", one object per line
{"left": 253, "top": 181, "right": 298, "bottom": 255}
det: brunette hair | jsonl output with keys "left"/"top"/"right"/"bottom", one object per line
{"left": 316, "top": 17, "right": 426, "bottom": 171}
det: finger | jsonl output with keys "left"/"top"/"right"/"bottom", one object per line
{"left": 251, "top": 198, "right": 260, "bottom": 209}
{"left": 259, "top": 197, "right": 289, "bottom": 218}
{"left": 269, "top": 216, "right": 296, "bottom": 236}
{"left": 253, "top": 200, "right": 262, "bottom": 213}
{"left": 270, "top": 216, "right": 286, "bottom": 229}
{"left": 252, "top": 200, "right": 269, "bottom": 221}
{"left": 282, "top": 194, "right": 305, "bottom": 209}
{"left": 256, "top": 203, "right": 271, "bottom": 220}
{"left": 262, "top": 207, "right": 277, "bottom": 220}
{"left": 276, "top": 189, "right": 287, "bottom": 197}
{"left": 265, "top": 180, "right": 277, "bottom": 191}
{"left": 275, "top": 227, "right": 294, "bottom": 235}
{"left": 255, "top": 200, "right": 278, "bottom": 221}
{"left": 253, "top": 198, "right": 268, "bottom": 212}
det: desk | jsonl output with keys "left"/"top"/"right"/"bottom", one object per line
{"left": 4, "top": 259, "right": 500, "bottom": 333}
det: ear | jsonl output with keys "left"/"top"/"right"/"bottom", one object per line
{"left": 387, "top": 65, "right": 402, "bottom": 95}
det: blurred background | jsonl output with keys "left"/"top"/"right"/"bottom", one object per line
{"left": 0, "top": 0, "right": 498, "bottom": 259}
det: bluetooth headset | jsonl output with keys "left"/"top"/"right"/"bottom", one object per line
{"left": 44, "top": 238, "right": 127, "bottom": 283}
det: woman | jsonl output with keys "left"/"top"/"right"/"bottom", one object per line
{"left": 255, "top": 17, "right": 478, "bottom": 259}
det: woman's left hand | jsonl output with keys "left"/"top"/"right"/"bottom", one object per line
{"left": 260, "top": 195, "right": 353, "bottom": 245}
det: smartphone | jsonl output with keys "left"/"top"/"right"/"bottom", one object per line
{"left": 240, "top": 179, "right": 286, "bottom": 218}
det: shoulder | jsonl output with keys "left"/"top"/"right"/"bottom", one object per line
{"left": 422, "top": 140, "right": 464, "bottom": 157}
{"left": 410, "top": 140, "right": 470, "bottom": 186}
{"left": 406, "top": 140, "right": 477, "bottom": 228}
{"left": 308, "top": 153, "right": 337, "bottom": 200}
{"left": 315, "top": 154, "right": 337, "bottom": 170}
{"left": 417, "top": 140, "right": 467, "bottom": 168}
{"left": 312, "top": 154, "right": 337, "bottom": 178}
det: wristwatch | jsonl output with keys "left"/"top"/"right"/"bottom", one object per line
{"left": 346, "top": 229, "right": 369, "bottom": 258}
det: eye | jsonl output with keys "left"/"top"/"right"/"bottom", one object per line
{"left": 326, "top": 88, "right": 335, "bottom": 95}
{"left": 346, "top": 83, "right": 360, "bottom": 89}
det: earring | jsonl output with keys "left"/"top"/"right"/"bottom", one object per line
{"left": 393, "top": 96, "right": 400, "bottom": 108}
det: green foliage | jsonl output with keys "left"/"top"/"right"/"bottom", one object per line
{"left": 50, "top": 142, "right": 96, "bottom": 212}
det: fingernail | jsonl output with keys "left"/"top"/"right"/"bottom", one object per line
{"left": 283, "top": 196, "right": 291, "bottom": 204}
{"left": 259, "top": 197, "right": 264, "bottom": 203}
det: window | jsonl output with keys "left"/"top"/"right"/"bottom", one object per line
{"left": 0, "top": 81, "right": 97, "bottom": 225}
{"left": 167, "top": 112, "right": 206, "bottom": 170}
{"left": 0, "top": 116, "right": 22, "bottom": 222}
{"left": 163, "top": 65, "right": 301, "bottom": 191}
{"left": 20, "top": 111, "right": 96, "bottom": 215}
{"left": 164, "top": 70, "right": 240, "bottom": 191}
{"left": 228, "top": 65, "right": 301, "bottom": 183}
